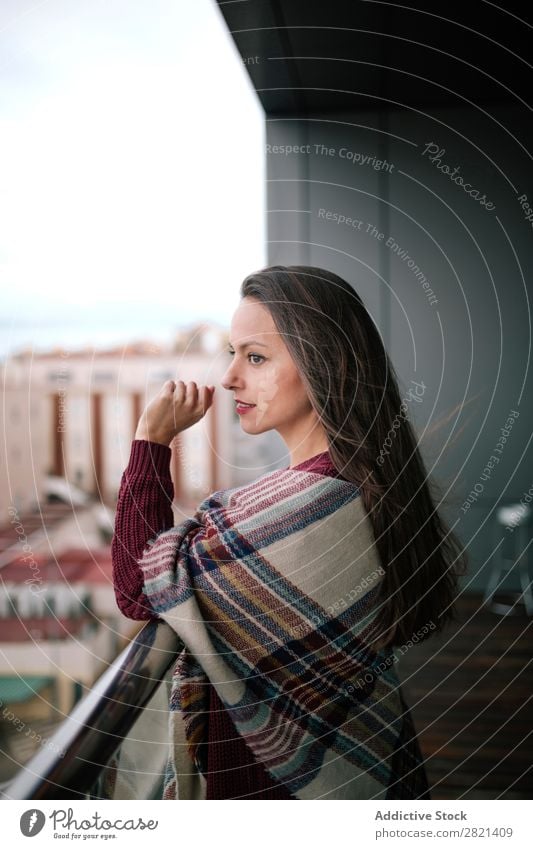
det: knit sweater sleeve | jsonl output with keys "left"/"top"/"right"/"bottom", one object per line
{"left": 111, "top": 439, "right": 175, "bottom": 620}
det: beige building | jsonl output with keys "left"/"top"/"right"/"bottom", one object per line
{"left": 0, "top": 322, "right": 285, "bottom": 524}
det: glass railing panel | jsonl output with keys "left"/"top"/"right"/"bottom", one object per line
{"left": 4, "top": 621, "right": 182, "bottom": 799}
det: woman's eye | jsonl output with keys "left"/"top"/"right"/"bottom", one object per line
{"left": 227, "top": 350, "right": 264, "bottom": 365}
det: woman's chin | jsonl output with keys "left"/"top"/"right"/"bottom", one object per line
{"left": 240, "top": 412, "right": 268, "bottom": 432}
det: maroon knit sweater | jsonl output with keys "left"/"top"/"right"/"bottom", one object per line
{"left": 111, "top": 439, "right": 347, "bottom": 800}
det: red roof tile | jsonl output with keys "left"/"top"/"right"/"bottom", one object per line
{"left": 1, "top": 547, "right": 113, "bottom": 584}
{"left": 0, "top": 616, "right": 95, "bottom": 642}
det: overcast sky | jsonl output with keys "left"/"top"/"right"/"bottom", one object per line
{"left": 0, "top": 0, "right": 265, "bottom": 357}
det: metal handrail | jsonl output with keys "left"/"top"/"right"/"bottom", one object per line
{"left": 4, "top": 620, "right": 182, "bottom": 800}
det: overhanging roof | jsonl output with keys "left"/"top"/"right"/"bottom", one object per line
{"left": 216, "top": 0, "right": 531, "bottom": 114}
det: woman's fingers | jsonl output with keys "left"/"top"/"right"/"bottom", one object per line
{"left": 186, "top": 381, "right": 198, "bottom": 406}
{"left": 135, "top": 380, "right": 214, "bottom": 444}
{"left": 200, "top": 384, "right": 214, "bottom": 412}
{"left": 169, "top": 380, "right": 185, "bottom": 403}
{"left": 169, "top": 380, "right": 214, "bottom": 414}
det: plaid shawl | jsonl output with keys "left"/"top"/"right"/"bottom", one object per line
{"left": 137, "top": 465, "right": 430, "bottom": 800}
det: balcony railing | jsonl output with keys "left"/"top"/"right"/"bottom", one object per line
{"left": 3, "top": 620, "right": 182, "bottom": 800}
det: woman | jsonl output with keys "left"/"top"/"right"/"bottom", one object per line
{"left": 112, "top": 264, "right": 467, "bottom": 800}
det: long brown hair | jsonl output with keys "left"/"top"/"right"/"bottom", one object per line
{"left": 240, "top": 264, "right": 468, "bottom": 649}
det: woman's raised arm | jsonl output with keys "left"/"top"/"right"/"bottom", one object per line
{"left": 111, "top": 439, "right": 175, "bottom": 620}
{"left": 112, "top": 379, "right": 214, "bottom": 620}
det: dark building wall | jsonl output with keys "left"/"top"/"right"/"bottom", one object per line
{"left": 266, "top": 103, "right": 533, "bottom": 593}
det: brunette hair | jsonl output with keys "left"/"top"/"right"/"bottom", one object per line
{"left": 240, "top": 264, "right": 468, "bottom": 648}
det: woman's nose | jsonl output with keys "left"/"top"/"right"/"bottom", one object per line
{"left": 221, "top": 362, "right": 241, "bottom": 391}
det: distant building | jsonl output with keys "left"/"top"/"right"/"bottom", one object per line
{"left": 0, "top": 547, "right": 124, "bottom": 716}
{"left": 0, "top": 321, "right": 284, "bottom": 522}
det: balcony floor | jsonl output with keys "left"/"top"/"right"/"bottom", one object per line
{"left": 397, "top": 591, "right": 533, "bottom": 799}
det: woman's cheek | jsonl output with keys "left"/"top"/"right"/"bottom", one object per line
{"left": 255, "top": 365, "right": 280, "bottom": 422}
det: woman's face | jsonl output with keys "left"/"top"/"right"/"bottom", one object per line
{"left": 221, "top": 297, "right": 320, "bottom": 446}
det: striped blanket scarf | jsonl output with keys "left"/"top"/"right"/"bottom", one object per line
{"left": 135, "top": 465, "right": 430, "bottom": 800}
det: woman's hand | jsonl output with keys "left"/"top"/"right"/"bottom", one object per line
{"left": 134, "top": 380, "right": 215, "bottom": 447}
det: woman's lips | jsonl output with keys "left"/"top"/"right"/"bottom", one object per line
{"left": 236, "top": 402, "right": 256, "bottom": 415}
